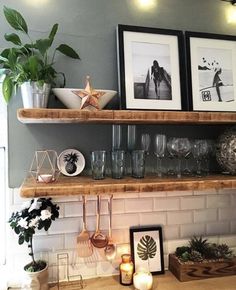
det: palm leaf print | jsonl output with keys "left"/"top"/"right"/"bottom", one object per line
{"left": 137, "top": 235, "right": 157, "bottom": 260}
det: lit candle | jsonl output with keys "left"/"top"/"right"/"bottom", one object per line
{"left": 37, "top": 174, "right": 53, "bottom": 183}
{"left": 133, "top": 268, "right": 153, "bottom": 290}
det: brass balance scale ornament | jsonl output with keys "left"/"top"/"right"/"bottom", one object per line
{"left": 72, "top": 76, "right": 105, "bottom": 110}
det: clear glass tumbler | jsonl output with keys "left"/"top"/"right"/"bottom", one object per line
{"left": 131, "top": 150, "right": 145, "bottom": 178}
{"left": 111, "top": 150, "right": 125, "bottom": 179}
{"left": 91, "top": 150, "right": 106, "bottom": 180}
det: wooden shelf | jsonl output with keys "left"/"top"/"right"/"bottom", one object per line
{"left": 20, "top": 174, "right": 236, "bottom": 198}
{"left": 17, "top": 109, "right": 236, "bottom": 124}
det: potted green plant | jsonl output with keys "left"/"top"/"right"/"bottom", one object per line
{"left": 169, "top": 236, "right": 236, "bottom": 282}
{"left": 0, "top": 6, "right": 80, "bottom": 108}
{"left": 8, "top": 197, "right": 60, "bottom": 289}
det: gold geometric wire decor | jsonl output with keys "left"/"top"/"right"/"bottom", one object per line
{"left": 29, "top": 150, "right": 60, "bottom": 183}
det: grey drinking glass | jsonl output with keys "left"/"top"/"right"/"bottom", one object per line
{"left": 91, "top": 150, "right": 106, "bottom": 180}
{"left": 131, "top": 150, "right": 145, "bottom": 178}
{"left": 127, "top": 125, "right": 136, "bottom": 152}
{"left": 141, "top": 133, "right": 151, "bottom": 155}
{"left": 112, "top": 124, "right": 122, "bottom": 151}
{"left": 154, "top": 134, "right": 166, "bottom": 177}
{"left": 111, "top": 150, "right": 125, "bottom": 179}
{"left": 192, "top": 139, "right": 209, "bottom": 176}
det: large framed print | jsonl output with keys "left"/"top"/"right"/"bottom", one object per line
{"left": 186, "top": 31, "right": 236, "bottom": 112}
{"left": 117, "top": 25, "right": 186, "bottom": 110}
{"left": 130, "top": 226, "right": 164, "bottom": 275}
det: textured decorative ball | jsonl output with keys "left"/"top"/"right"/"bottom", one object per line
{"left": 216, "top": 127, "right": 236, "bottom": 175}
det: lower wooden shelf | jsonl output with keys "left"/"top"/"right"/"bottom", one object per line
{"left": 20, "top": 174, "right": 236, "bottom": 197}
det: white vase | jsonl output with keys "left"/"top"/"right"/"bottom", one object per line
{"left": 21, "top": 82, "right": 51, "bottom": 109}
{"left": 21, "top": 263, "right": 49, "bottom": 290}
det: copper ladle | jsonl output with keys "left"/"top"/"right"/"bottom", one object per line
{"left": 104, "top": 195, "right": 116, "bottom": 260}
{"left": 91, "top": 195, "right": 108, "bottom": 248}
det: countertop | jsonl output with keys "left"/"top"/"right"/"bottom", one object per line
{"left": 50, "top": 271, "right": 236, "bottom": 290}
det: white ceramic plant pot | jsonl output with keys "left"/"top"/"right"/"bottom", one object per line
{"left": 21, "top": 263, "right": 49, "bottom": 290}
{"left": 21, "top": 82, "right": 51, "bottom": 108}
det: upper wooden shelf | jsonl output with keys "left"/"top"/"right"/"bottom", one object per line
{"left": 20, "top": 174, "right": 236, "bottom": 197}
{"left": 17, "top": 109, "right": 236, "bottom": 124}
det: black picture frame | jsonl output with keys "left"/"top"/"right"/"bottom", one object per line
{"left": 186, "top": 31, "right": 236, "bottom": 112}
{"left": 130, "top": 226, "right": 165, "bottom": 275}
{"left": 117, "top": 24, "right": 187, "bottom": 111}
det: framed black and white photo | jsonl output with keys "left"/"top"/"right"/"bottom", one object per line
{"left": 186, "top": 31, "right": 236, "bottom": 112}
{"left": 130, "top": 226, "right": 164, "bottom": 275}
{"left": 117, "top": 25, "right": 186, "bottom": 110}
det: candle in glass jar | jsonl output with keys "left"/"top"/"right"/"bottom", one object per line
{"left": 37, "top": 174, "right": 53, "bottom": 183}
{"left": 133, "top": 269, "right": 153, "bottom": 290}
{"left": 119, "top": 254, "right": 134, "bottom": 286}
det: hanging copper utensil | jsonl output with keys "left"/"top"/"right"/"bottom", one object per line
{"left": 91, "top": 195, "right": 108, "bottom": 248}
{"left": 104, "top": 195, "right": 116, "bottom": 260}
{"left": 77, "top": 196, "right": 93, "bottom": 257}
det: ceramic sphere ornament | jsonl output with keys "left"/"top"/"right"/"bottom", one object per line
{"left": 216, "top": 127, "right": 236, "bottom": 175}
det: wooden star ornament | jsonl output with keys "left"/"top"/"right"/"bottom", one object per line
{"left": 72, "top": 76, "right": 105, "bottom": 110}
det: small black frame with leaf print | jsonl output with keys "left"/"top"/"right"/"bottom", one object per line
{"left": 130, "top": 226, "right": 164, "bottom": 275}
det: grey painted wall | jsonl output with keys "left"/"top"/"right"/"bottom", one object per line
{"left": 1, "top": 0, "right": 235, "bottom": 187}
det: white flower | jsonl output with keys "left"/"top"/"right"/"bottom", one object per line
{"left": 28, "top": 198, "right": 42, "bottom": 212}
{"left": 18, "top": 218, "right": 28, "bottom": 229}
{"left": 21, "top": 200, "right": 32, "bottom": 210}
{"left": 28, "top": 216, "right": 39, "bottom": 228}
{"left": 40, "top": 209, "right": 52, "bottom": 221}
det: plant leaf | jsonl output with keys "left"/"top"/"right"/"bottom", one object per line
{"left": 137, "top": 235, "right": 157, "bottom": 261}
{"left": 2, "top": 75, "right": 13, "bottom": 103}
{"left": 35, "top": 38, "right": 51, "bottom": 56}
{"left": 56, "top": 44, "right": 80, "bottom": 59}
{"left": 4, "top": 33, "right": 21, "bottom": 45}
{"left": 3, "top": 6, "right": 28, "bottom": 34}
{"left": 18, "top": 235, "right": 25, "bottom": 245}
{"left": 49, "top": 23, "right": 58, "bottom": 45}
{"left": 27, "top": 55, "right": 41, "bottom": 80}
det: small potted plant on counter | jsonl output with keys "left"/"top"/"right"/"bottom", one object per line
{"left": 8, "top": 197, "right": 60, "bottom": 289}
{"left": 0, "top": 6, "right": 80, "bottom": 108}
{"left": 169, "top": 236, "right": 236, "bottom": 282}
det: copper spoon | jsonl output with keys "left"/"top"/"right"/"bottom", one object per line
{"left": 91, "top": 195, "right": 108, "bottom": 248}
{"left": 104, "top": 195, "right": 116, "bottom": 260}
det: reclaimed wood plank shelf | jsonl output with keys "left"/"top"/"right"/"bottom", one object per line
{"left": 20, "top": 174, "right": 236, "bottom": 198}
{"left": 17, "top": 108, "right": 236, "bottom": 124}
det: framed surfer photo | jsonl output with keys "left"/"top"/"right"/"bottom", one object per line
{"left": 186, "top": 31, "right": 236, "bottom": 112}
{"left": 129, "top": 226, "right": 164, "bottom": 275}
{"left": 117, "top": 24, "right": 187, "bottom": 110}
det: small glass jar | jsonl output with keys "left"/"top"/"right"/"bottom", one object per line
{"left": 119, "top": 254, "right": 134, "bottom": 286}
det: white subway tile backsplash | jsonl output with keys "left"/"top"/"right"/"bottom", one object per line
{"left": 193, "top": 209, "right": 218, "bottom": 223}
{"left": 163, "top": 225, "right": 180, "bottom": 240}
{"left": 207, "top": 195, "right": 230, "bottom": 208}
{"left": 139, "top": 191, "right": 166, "bottom": 198}
{"left": 167, "top": 190, "right": 193, "bottom": 197}
{"left": 181, "top": 196, "right": 205, "bottom": 210}
{"left": 125, "top": 198, "right": 153, "bottom": 213}
{"left": 207, "top": 222, "right": 230, "bottom": 236}
{"left": 112, "top": 213, "right": 139, "bottom": 229}
{"left": 48, "top": 217, "right": 80, "bottom": 234}
{"left": 180, "top": 223, "right": 206, "bottom": 238}
{"left": 140, "top": 212, "right": 166, "bottom": 226}
{"left": 219, "top": 188, "right": 236, "bottom": 195}
{"left": 219, "top": 208, "right": 236, "bottom": 221}
{"left": 154, "top": 197, "right": 180, "bottom": 211}
{"left": 6, "top": 186, "right": 236, "bottom": 284}
{"left": 194, "top": 189, "right": 217, "bottom": 196}
{"left": 34, "top": 235, "right": 64, "bottom": 252}
{"left": 167, "top": 211, "right": 192, "bottom": 225}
